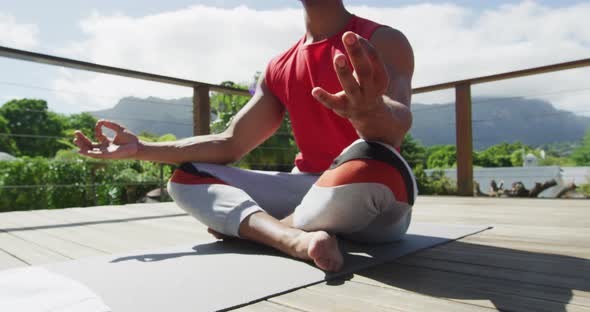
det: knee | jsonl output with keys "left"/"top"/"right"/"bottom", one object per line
{"left": 293, "top": 140, "right": 416, "bottom": 235}
{"left": 319, "top": 140, "right": 416, "bottom": 205}
{"left": 293, "top": 182, "right": 394, "bottom": 233}
{"left": 167, "top": 172, "right": 262, "bottom": 237}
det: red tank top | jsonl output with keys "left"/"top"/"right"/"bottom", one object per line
{"left": 265, "top": 15, "right": 383, "bottom": 173}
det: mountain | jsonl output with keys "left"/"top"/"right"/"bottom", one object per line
{"left": 88, "top": 96, "right": 590, "bottom": 150}
{"left": 411, "top": 97, "right": 590, "bottom": 149}
{"left": 89, "top": 96, "right": 195, "bottom": 138}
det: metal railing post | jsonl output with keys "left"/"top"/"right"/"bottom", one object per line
{"left": 193, "top": 85, "right": 211, "bottom": 136}
{"left": 455, "top": 83, "right": 474, "bottom": 196}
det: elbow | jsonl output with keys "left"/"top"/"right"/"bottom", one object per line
{"left": 221, "top": 132, "right": 249, "bottom": 164}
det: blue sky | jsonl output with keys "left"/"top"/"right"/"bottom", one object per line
{"left": 0, "top": 1, "right": 588, "bottom": 115}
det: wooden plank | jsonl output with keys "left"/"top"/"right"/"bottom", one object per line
{"left": 0, "top": 211, "right": 117, "bottom": 253}
{"left": 352, "top": 263, "right": 590, "bottom": 311}
{"left": 2, "top": 197, "right": 589, "bottom": 311}
{"left": 71, "top": 204, "right": 208, "bottom": 238}
{"left": 0, "top": 205, "right": 208, "bottom": 258}
{"left": 0, "top": 248, "right": 28, "bottom": 270}
{"left": 415, "top": 240, "right": 590, "bottom": 278}
{"left": 0, "top": 232, "right": 68, "bottom": 266}
{"left": 270, "top": 288, "right": 401, "bottom": 312}
{"left": 396, "top": 256, "right": 589, "bottom": 296}
{"left": 413, "top": 208, "right": 590, "bottom": 228}
{"left": 455, "top": 83, "right": 474, "bottom": 196}
{"left": 0, "top": 211, "right": 108, "bottom": 259}
{"left": 308, "top": 280, "right": 495, "bottom": 311}
{"left": 461, "top": 235, "right": 590, "bottom": 259}
{"left": 235, "top": 301, "right": 303, "bottom": 312}
{"left": 34, "top": 209, "right": 199, "bottom": 250}
{"left": 64, "top": 205, "right": 211, "bottom": 243}
{"left": 14, "top": 210, "right": 168, "bottom": 254}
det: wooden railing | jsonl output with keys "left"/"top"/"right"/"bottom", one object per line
{"left": 1, "top": 45, "right": 589, "bottom": 196}
{"left": 413, "top": 58, "right": 590, "bottom": 196}
{"left": 0, "top": 46, "right": 250, "bottom": 136}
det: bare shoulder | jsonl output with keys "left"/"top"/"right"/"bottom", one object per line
{"left": 369, "top": 26, "right": 414, "bottom": 76}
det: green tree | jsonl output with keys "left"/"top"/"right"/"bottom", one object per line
{"left": 0, "top": 115, "right": 18, "bottom": 155}
{"left": 476, "top": 142, "right": 524, "bottom": 167}
{"left": 400, "top": 134, "right": 426, "bottom": 168}
{"left": 63, "top": 113, "right": 98, "bottom": 138}
{"left": 571, "top": 129, "right": 590, "bottom": 166}
{"left": 427, "top": 145, "right": 456, "bottom": 169}
{"left": 210, "top": 79, "right": 298, "bottom": 171}
{"left": 138, "top": 131, "right": 177, "bottom": 143}
{"left": 0, "top": 99, "right": 66, "bottom": 157}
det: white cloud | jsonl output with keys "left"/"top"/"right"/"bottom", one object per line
{"left": 0, "top": 13, "right": 39, "bottom": 49}
{"left": 53, "top": 1, "right": 590, "bottom": 115}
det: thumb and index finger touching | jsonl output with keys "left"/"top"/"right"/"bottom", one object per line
{"left": 73, "top": 120, "right": 124, "bottom": 157}
{"left": 95, "top": 120, "right": 125, "bottom": 142}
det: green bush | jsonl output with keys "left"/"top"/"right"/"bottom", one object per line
{"left": 413, "top": 165, "right": 457, "bottom": 196}
{"left": 578, "top": 179, "right": 590, "bottom": 198}
{"left": 0, "top": 154, "right": 173, "bottom": 212}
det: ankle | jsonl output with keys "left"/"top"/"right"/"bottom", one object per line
{"left": 281, "top": 230, "right": 310, "bottom": 259}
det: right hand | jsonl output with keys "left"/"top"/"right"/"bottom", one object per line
{"left": 74, "top": 120, "right": 140, "bottom": 159}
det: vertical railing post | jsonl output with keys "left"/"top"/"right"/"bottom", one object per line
{"left": 159, "top": 163, "right": 164, "bottom": 201}
{"left": 193, "top": 85, "right": 211, "bottom": 136}
{"left": 455, "top": 83, "right": 474, "bottom": 196}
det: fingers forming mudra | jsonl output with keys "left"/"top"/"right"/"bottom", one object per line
{"left": 312, "top": 31, "right": 389, "bottom": 121}
{"left": 73, "top": 120, "right": 139, "bottom": 159}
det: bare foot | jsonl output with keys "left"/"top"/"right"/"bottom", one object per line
{"left": 292, "top": 231, "right": 343, "bottom": 272}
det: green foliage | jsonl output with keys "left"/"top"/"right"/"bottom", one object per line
{"left": 400, "top": 134, "right": 426, "bottom": 168}
{"left": 0, "top": 155, "right": 172, "bottom": 212}
{"left": 427, "top": 145, "right": 456, "bottom": 169}
{"left": 138, "top": 131, "right": 177, "bottom": 143}
{"left": 0, "top": 100, "right": 100, "bottom": 158}
{"left": 571, "top": 129, "right": 590, "bottom": 166}
{"left": 578, "top": 179, "right": 590, "bottom": 198}
{"left": 62, "top": 112, "right": 98, "bottom": 140}
{"left": 477, "top": 142, "right": 524, "bottom": 167}
{"left": 0, "top": 99, "right": 66, "bottom": 157}
{"left": 538, "top": 155, "right": 576, "bottom": 167}
{"left": 210, "top": 79, "right": 298, "bottom": 171}
{"left": 424, "top": 142, "right": 542, "bottom": 169}
{"left": 0, "top": 115, "right": 18, "bottom": 155}
{"left": 413, "top": 165, "right": 457, "bottom": 196}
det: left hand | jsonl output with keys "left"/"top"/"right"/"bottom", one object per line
{"left": 312, "top": 31, "right": 390, "bottom": 122}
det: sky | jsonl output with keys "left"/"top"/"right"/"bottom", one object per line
{"left": 0, "top": 0, "right": 589, "bottom": 116}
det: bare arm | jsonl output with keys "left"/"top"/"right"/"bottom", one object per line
{"left": 75, "top": 75, "right": 285, "bottom": 165}
{"left": 136, "top": 77, "right": 284, "bottom": 164}
{"left": 311, "top": 28, "right": 414, "bottom": 148}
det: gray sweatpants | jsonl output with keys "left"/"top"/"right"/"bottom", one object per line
{"left": 167, "top": 139, "right": 417, "bottom": 243}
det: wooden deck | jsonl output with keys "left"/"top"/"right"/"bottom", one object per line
{"left": 0, "top": 197, "right": 588, "bottom": 311}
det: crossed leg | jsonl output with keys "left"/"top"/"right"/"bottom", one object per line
{"left": 167, "top": 140, "right": 415, "bottom": 272}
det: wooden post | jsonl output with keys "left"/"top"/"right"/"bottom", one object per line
{"left": 455, "top": 83, "right": 474, "bottom": 196}
{"left": 159, "top": 164, "right": 164, "bottom": 202}
{"left": 193, "top": 85, "right": 210, "bottom": 136}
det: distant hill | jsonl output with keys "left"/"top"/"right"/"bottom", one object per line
{"left": 411, "top": 97, "right": 590, "bottom": 149}
{"left": 88, "top": 96, "right": 590, "bottom": 150}
{"left": 89, "top": 96, "right": 195, "bottom": 138}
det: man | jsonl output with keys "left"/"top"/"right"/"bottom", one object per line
{"left": 74, "top": 0, "right": 416, "bottom": 272}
